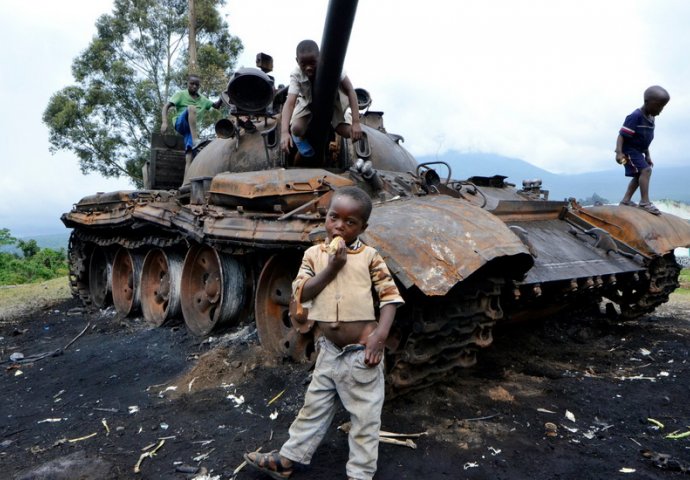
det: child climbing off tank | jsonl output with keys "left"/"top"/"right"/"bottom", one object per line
{"left": 280, "top": 39, "right": 363, "bottom": 157}
{"left": 616, "top": 85, "right": 670, "bottom": 215}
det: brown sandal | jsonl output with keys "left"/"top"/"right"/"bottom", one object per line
{"left": 638, "top": 202, "right": 661, "bottom": 215}
{"left": 243, "top": 450, "right": 293, "bottom": 479}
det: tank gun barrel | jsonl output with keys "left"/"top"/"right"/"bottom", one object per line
{"left": 310, "top": 0, "right": 359, "bottom": 165}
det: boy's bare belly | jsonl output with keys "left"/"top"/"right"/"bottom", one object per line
{"left": 317, "top": 320, "right": 378, "bottom": 348}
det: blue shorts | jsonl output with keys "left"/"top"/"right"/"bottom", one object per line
{"left": 624, "top": 153, "right": 650, "bottom": 177}
{"left": 174, "top": 109, "right": 193, "bottom": 151}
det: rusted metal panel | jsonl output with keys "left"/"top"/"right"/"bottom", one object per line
{"left": 131, "top": 202, "right": 180, "bottom": 227}
{"left": 509, "top": 219, "right": 644, "bottom": 285}
{"left": 204, "top": 215, "right": 314, "bottom": 245}
{"left": 488, "top": 200, "right": 567, "bottom": 222}
{"left": 61, "top": 209, "right": 133, "bottom": 228}
{"left": 210, "top": 168, "right": 352, "bottom": 198}
{"left": 361, "top": 196, "right": 532, "bottom": 296}
{"left": 576, "top": 206, "right": 690, "bottom": 256}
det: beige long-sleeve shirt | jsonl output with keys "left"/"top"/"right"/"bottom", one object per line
{"left": 292, "top": 239, "right": 404, "bottom": 322}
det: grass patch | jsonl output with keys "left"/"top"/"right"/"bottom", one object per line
{"left": 0, "top": 276, "right": 71, "bottom": 321}
{"left": 679, "top": 267, "right": 690, "bottom": 292}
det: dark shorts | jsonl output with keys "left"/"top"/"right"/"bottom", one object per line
{"left": 174, "top": 109, "right": 193, "bottom": 151}
{"left": 624, "top": 153, "right": 650, "bottom": 177}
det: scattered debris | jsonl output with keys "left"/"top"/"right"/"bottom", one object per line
{"left": 565, "top": 410, "right": 576, "bottom": 422}
{"left": 175, "top": 464, "right": 200, "bottom": 474}
{"left": 544, "top": 422, "right": 558, "bottom": 437}
{"left": 68, "top": 432, "right": 97, "bottom": 443}
{"left": 231, "top": 447, "right": 261, "bottom": 480}
{"left": 267, "top": 388, "right": 287, "bottom": 405}
{"left": 10, "top": 352, "right": 24, "bottom": 362}
{"left": 128, "top": 406, "right": 139, "bottom": 414}
{"left": 133, "top": 439, "right": 165, "bottom": 473}
{"left": 101, "top": 419, "right": 110, "bottom": 435}
{"left": 94, "top": 407, "right": 119, "bottom": 413}
{"left": 380, "top": 437, "right": 417, "bottom": 448}
{"left": 37, "top": 418, "right": 64, "bottom": 424}
{"left": 188, "top": 376, "right": 198, "bottom": 392}
{"left": 227, "top": 394, "right": 245, "bottom": 406}
{"left": 665, "top": 430, "right": 690, "bottom": 440}
{"left": 6, "top": 322, "right": 90, "bottom": 365}
{"left": 617, "top": 374, "right": 657, "bottom": 382}
{"left": 619, "top": 467, "right": 636, "bottom": 473}
{"left": 193, "top": 448, "right": 215, "bottom": 462}
{"left": 269, "top": 410, "right": 278, "bottom": 420}
{"left": 463, "top": 462, "right": 479, "bottom": 469}
{"left": 338, "top": 422, "right": 425, "bottom": 449}
{"left": 537, "top": 408, "right": 557, "bottom": 414}
{"left": 641, "top": 449, "right": 690, "bottom": 473}
{"left": 647, "top": 418, "right": 665, "bottom": 429}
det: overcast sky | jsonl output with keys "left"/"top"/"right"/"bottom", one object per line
{"left": 1, "top": 0, "right": 689, "bottom": 236}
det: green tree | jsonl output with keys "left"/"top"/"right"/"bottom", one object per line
{"left": 0, "top": 228, "right": 16, "bottom": 246}
{"left": 17, "top": 239, "right": 39, "bottom": 258}
{"left": 43, "top": 0, "right": 243, "bottom": 187}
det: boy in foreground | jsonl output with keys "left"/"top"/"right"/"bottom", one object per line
{"left": 616, "top": 85, "right": 670, "bottom": 215}
{"left": 245, "top": 186, "right": 404, "bottom": 480}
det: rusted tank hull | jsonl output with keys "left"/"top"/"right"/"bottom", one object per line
{"left": 576, "top": 205, "right": 690, "bottom": 256}
{"left": 362, "top": 196, "right": 533, "bottom": 295}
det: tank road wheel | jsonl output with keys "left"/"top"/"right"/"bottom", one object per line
{"left": 255, "top": 254, "right": 316, "bottom": 363}
{"left": 111, "top": 248, "right": 145, "bottom": 317}
{"left": 180, "top": 245, "right": 246, "bottom": 336}
{"left": 140, "top": 249, "right": 183, "bottom": 327}
{"left": 88, "top": 246, "right": 113, "bottom": 308}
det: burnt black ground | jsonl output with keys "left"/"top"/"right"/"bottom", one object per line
{"left": 2, "top": 295, "right": 690, "bottom": 480}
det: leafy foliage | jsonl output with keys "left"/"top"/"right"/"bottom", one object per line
{"left": 0, "top": 228, "right": 16, "bottom": 246}
{"left": 0, "top": 230, "right": 68, "bottom": 285}
{"left": 43, "top": 0, "right": 243, "bottom": 187}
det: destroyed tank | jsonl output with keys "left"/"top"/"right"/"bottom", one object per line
{"left": 62, "top": 0, "right": 690, "bottom": 393}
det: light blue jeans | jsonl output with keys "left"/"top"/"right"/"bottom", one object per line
{"left": 280, "top": 336, "right": 385, "bottom": 480}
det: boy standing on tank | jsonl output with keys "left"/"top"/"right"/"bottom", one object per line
{"left": 616, "top": 85, "right": 670, "bottom": 215}
{"left": 160, "top": 74, "right": 223, "bottom": 176}
{"left": 280, "top": 39, "right": 363, "bottom": 157}
{"left": 244, "top": 186, "right": 404, "bottom": 480}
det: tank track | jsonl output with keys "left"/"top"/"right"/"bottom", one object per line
{"left": 387, "top": 278, "right": 503, "bottom": 394}
{"left": 67, "top": 231, "right": 93, "bottom": 306}
{"left": 618, "top": 253, "right": 681, "bottom": 319}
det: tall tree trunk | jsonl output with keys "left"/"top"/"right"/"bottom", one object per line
{"left": 188, "top": 0, "right": 197, "bottom": 73}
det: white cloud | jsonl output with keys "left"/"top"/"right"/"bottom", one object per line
{"left": 1, "top": 0, "right": 689, "bottom": 235}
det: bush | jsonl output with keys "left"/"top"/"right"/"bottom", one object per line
{"left": 0, "top": 230, "right": 68, "bottom": 285}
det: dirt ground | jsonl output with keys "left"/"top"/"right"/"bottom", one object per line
{"left": 2, "top": 292, "right": 690, "bottom": 480}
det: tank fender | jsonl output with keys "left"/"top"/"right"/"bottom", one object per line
{"left": 361, "top": 196, "right": 533, "bottom": 296}
{"left": 577, "top": 206, "right": 690, "bottom": 256}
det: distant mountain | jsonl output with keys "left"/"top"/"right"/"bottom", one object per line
{"left": 417, "top": 152, "right": 690, "bottom": 204}
{"left": 0, "top": 233, "right": 70, "bottom": 256}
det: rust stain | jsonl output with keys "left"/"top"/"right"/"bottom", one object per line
{"left": 362, "top": 196, "right": 531, "bottom": 296}
{"left": 577, "top": 206, "right": 690, "bottom": 256}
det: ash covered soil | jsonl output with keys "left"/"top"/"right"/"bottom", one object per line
{"left": 2, "top": 295, "right": 690, "bottom": 480}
